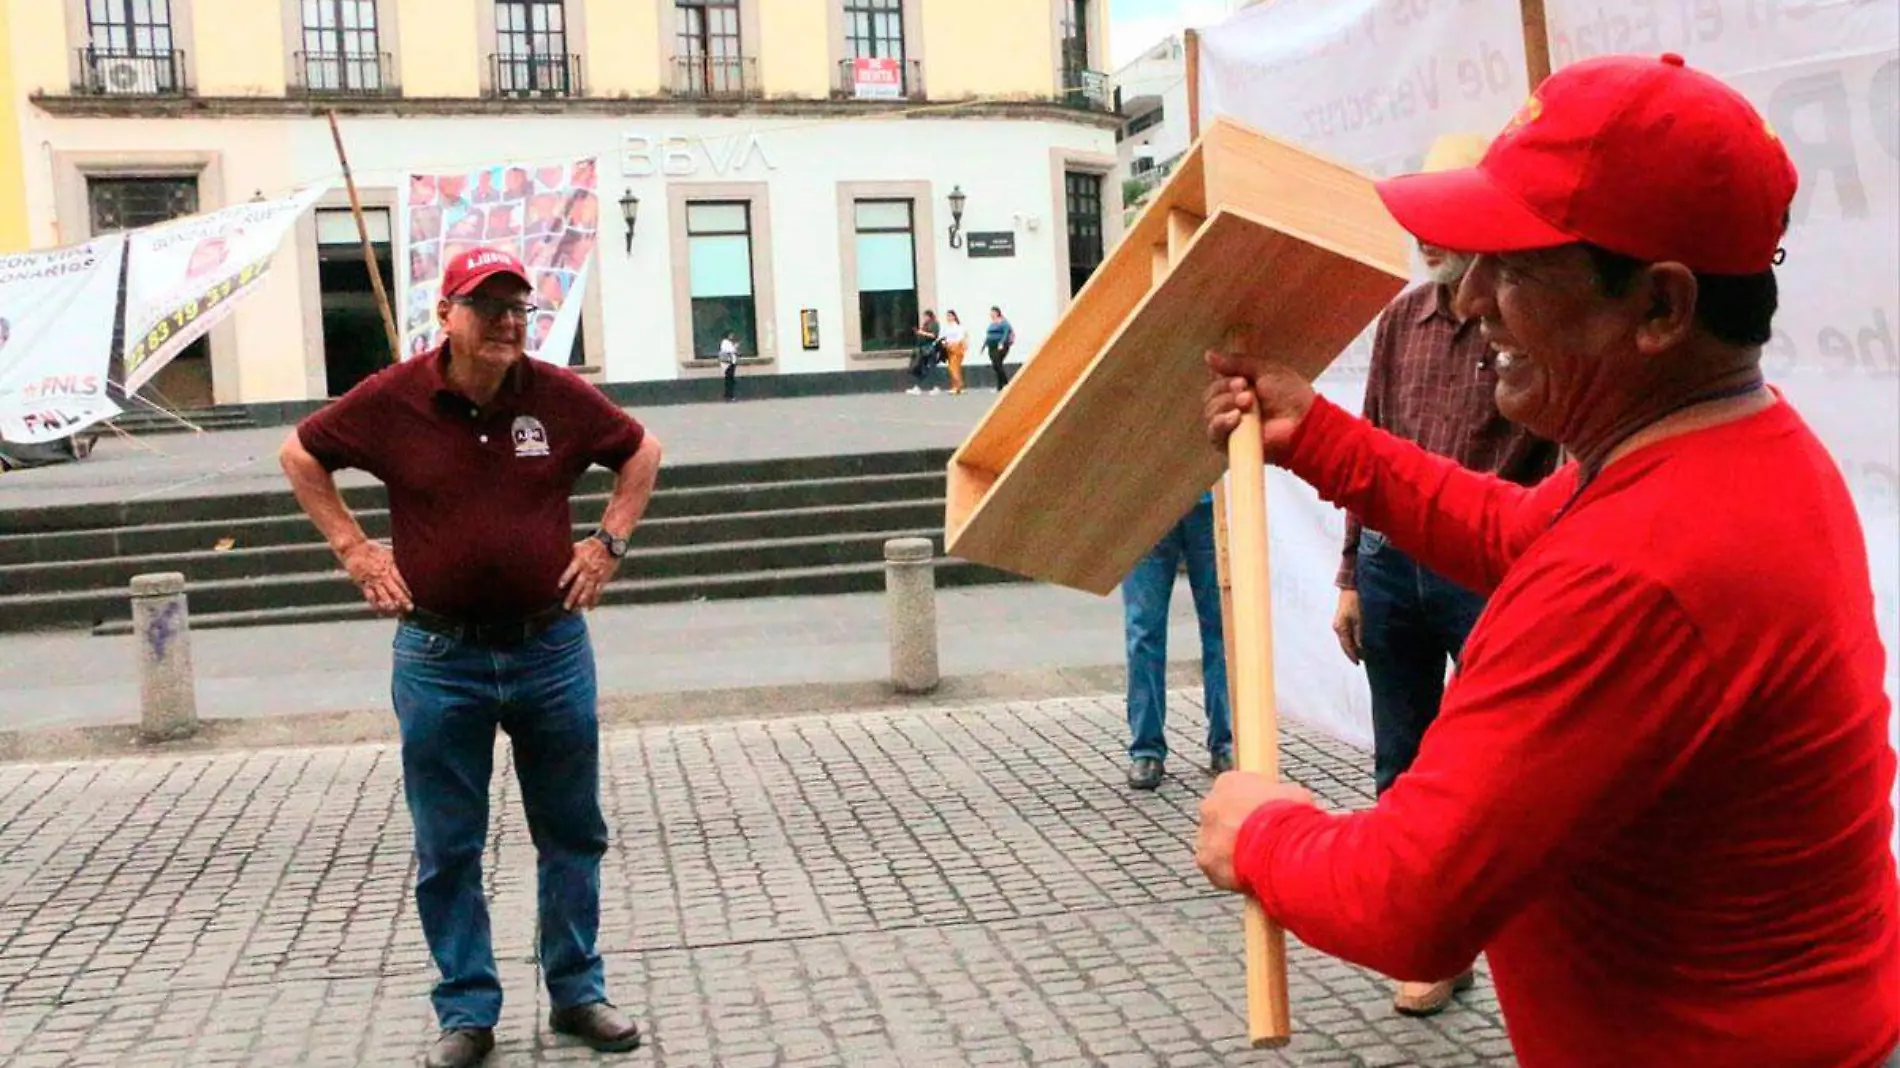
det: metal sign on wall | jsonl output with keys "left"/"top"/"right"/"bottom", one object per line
{"left": 965, "top": 232, "right": 1016, "bottom": 258}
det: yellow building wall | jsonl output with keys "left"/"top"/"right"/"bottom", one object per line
{"left": 759, "top": 0, "right": 831, "bottom": 99}
{"left": 0, "top": 1, "right": 28, "bottom": 252}
{"left": 397, "top": 0, "right": 480, "bottom": 97}
{"left": 584, "top": 0, "right": 661, "bottom": 97}
{"left": 923, "top": 0, "right": 1054, "bottom": 100}
{"left": 5, "top": 0, "right": 70, "bottom": 98}
{"left": 190, "top": 0, "right": 287, "bottom": 96}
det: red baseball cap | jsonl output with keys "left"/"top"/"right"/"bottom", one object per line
{"left": 441, "top": 247, "right": 530, "bottom": 297}
{"left": 1376, "top": 53, "right": 1798, "bottom": 275}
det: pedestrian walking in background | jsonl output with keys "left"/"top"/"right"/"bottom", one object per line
{"left": 941, "top": 310, "right": 969, "bottom": 394}
{"left": 1121, "top": 490, "right": 1232, "bottom": 791}
{"left": 983, "top": 306, "right": 1014, "bottom": 389}
{"left": 1332, "top": 132, "right": 1559, "bottom": 1016}
{"left": 908, "top": 310, "right": 942, "bottom": 395}
{"left": 278, "top": 248, "right": 663, "bottom": 1068}
{"left": 719, "top": 331, "right": 741, "bottom": 402}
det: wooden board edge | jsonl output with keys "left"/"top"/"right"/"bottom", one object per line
{"left": 1206, "top": 204, "right": 1412, "bottom": 284}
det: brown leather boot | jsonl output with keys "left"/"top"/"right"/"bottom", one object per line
{"left": 423, "top": 1028, "right": 494, "bottom": 1068}
{"left": 1393, "top": 969, "right": 1476, "bottom": 1017}
{"left": 549, "top": 1001, "right": 642, "bottom": 1053}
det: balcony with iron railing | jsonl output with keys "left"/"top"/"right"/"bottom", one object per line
{"left": 1060, "top": 66, "right": 1113, "bottom": 112}
{"left": 75, "top": 48, "right": 186, "bottom": 95}
{"left": 293, "top": 51, "right": 395, "bottom": 96}
{"left": 671, "top": 55, "right": 760, "bottom": 100}
{"left": 832, "top": 57, "right": 924, "bottom": 101}
{"left": 488, "top": 52, "right": 582, "bottom": 98}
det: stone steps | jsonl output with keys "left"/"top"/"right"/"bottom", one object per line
{"left": 0, "top": 447, "right": 1022, "bottom": 635}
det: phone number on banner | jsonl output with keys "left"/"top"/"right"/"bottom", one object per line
{"left": 125, "top": 257, "right": 273, "bottom": 372}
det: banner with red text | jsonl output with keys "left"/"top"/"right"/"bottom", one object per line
{"left": 397, "top": 157, "right": 600, "bottom": 365}
{"left": 121, "top": 184, "right": 329, "bottom": 395}
{"left": 0, "top": 235, "right": 126, "bottom": 444}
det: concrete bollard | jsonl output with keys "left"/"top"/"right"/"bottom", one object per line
{"left": 884, "top": 537, "right": 940, "bottom": 694}
{"left": 131, "top": 572, "right": 198, "bottom": 742}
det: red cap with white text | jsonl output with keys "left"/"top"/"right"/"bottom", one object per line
{"left": 441, "top": 247, "right": 531, "bottom": 297}
{"left": 1375, "top": 53, "right": 1798, "bottom": 275}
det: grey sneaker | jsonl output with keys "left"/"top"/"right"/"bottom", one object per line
{"left": 1127, "top": 757, "right": 1164, "bottom": 791}
{"left": 1209, "top": 751, "right": 1235, "bottom": 776}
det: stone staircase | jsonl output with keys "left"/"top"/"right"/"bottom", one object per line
{"left": 0, "top": 448, "right": 1021, "bottom": 635}
{"left": 102, "top": 406, "right": 259, "bottom": 436}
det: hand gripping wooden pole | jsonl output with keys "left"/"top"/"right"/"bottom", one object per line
{"left": 1159, "top": 206, "right": 1291, "bottom": 1047}
{"left": 1222, "top": 373, "right": 1293, "bottom": 1049}
{"left": 1184, "top": 29, "right": 1291, "bottom": 1047}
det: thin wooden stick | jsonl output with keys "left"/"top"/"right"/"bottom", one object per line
{"left": 1520, "top": 0, "right": 1553, "bottom": 85}
{"left": 1223, "top": 354, "right": 1293, "bottom": 1048}
{"left": 1181, "top": 28, "right": 1292, "bottom": 1048}
{"left": 326, "top": 109, "right": 402, "bottom": 365}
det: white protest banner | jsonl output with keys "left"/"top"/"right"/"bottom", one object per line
{"left": 1199, "top": 0, "right": 1899, "bottom": 847}
{"left": 398, "top": 157, "right": 600, "bottom": 365}
{"left": 0, "top": 235, "right": 127, "bottom": 444}
{"left": 121, "top": 183, "right": 330, "bottom": 396}
{"left": 1198, "top": 0, "right": 1527, "bottom": 749}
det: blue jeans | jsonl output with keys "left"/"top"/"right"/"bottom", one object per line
{"left": 1355, "top": 532, "right": 1486, "bottom": 795}
{"left": 1121, "top": 496, "right": 1232, "bottom": 762}
{"left": 391, "top": 611, "right": 609, "bottom": 1030}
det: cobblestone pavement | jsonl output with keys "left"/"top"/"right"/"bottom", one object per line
{"left": 0, "top": 694, "right": 1516, "bottom": 1067}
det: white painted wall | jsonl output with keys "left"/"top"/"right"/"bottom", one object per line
{"left": 17, "top": 108, "right": 1114, "bottom": 399}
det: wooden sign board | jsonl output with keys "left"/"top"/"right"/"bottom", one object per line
{"left": 944, "top": 116, "right": 1412, "bottom": 594}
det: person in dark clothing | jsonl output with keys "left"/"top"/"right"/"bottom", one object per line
{"left": 908, "top": 310, "right": 942, "bottom": 395}
{"left": 983, "top": 307, "right": 1015, "bottom": 389}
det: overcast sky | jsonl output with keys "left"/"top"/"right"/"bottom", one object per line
{"left": 1107, "top": 0, "right": 1239, "bottom": 70}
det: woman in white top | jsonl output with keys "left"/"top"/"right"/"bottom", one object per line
{"left": 940, "top": 310, "right": 969, "bottom": 395}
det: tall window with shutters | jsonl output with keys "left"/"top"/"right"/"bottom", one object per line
{"left": 299, "top": 0, "right": 383, "bottom": 93}
{"left": 495, "top": 0, "right": 572, "bottom": 95}
{"left": 675, "top": 0, "right": 744, "bottom": 95}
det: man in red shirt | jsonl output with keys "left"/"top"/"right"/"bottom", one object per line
{"left": 1196, "top": 53, "right": 1899, "bottom": 1066}
{"left": 280, "top": 248, "right": 662, "bottom": 1068}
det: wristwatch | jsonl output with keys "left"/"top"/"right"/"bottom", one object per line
{"left": 590, "top": 527, "right": 629, "bottom": 558}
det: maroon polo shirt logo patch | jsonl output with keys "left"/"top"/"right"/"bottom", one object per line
{"left": 512, "top": 415, "right": 550, "bottom": 458}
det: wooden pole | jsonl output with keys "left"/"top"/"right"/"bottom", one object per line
{"left": 1184, "top": 25, "right": 1291, "bottom": 1049}
{"left": 326, "top": 109, "right": 403, "bottom": 366}
{"left": 1520, "top": 0, "right": 1553, "bottom": 85}
{"left": 1184, "top": 29, "right": 1202, "bottom": 143}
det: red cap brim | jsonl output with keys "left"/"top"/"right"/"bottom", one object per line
{"left": 1375, "top": 166, "right": 1578, "bottom": 256}
{"left": 447, "top": 263, "right": 531, "bottom": 297}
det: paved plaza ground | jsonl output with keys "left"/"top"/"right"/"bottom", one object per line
{"left": 0, "top": 692, "right": 1517, "bottom": 1067}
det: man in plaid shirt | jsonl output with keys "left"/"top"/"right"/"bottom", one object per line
{"left": 1333, "top": 133, "right": 1559, "bottom": 1017}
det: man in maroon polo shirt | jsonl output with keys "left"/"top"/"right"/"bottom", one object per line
{"left": 1195, "top": 54, "right": 1898, "bottom": 1066}
{"left": 279, "top": 248, "right": 662, "bottom": 1068}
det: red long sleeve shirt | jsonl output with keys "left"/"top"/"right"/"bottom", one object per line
{"left": 1237, "top": 394, "right": 1899, "bottom": 1068}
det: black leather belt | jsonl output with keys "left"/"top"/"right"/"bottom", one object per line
{"left": 402, "top": 604, "right": 570, "bottom": 647}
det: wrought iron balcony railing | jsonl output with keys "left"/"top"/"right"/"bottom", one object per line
{"left": 76, "top": 48, "right": 185, "bottom": 95}
{"left": 293, "top": 50, "right": 395, "bottom": 96}
{"left": 671, "top": 55, "right": 760, "bottom": 99}
{"left": 489, "top": 52, "right": 582, "bottom": 98}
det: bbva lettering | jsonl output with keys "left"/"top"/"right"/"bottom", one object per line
{"left": 622, "top": 133, "right": 776, "bottom": 179}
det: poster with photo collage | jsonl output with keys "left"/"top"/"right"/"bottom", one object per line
{"left": 398, "top": 157, "right": 599, "bottom": 364}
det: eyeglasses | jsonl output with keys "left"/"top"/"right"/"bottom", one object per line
{"left": 449, "top": 296, "right": 538, "bottom": 321}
